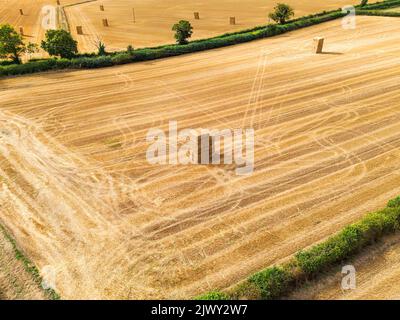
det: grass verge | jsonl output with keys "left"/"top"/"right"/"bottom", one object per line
{"left": 196, "top": 195, "right": 400, "bottom": 300}
{"left": 0, "top": 224, "right": 60, "bottom": 300}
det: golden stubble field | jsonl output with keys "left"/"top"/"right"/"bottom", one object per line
{"left": 1, "top": 16, "right": 400, "bottom": 299}
{"left": 2, "top": 0, "right": 367, "bottom": 54}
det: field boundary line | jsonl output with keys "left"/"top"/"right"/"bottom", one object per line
{"left": 0, "top": 223, "right": 61, "bottom": 300}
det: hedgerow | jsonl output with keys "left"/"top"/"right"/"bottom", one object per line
{"left": 0, "top": 10, "right": 347, "bottom": 77}
{"left": 195, "top": 291, "right": 230, "bottom": 300}
{"left": 3, "top": 0, "right": 400, "bottom": 77}
{"left": 197, "top": 195, "right": 400, "bottom": 300}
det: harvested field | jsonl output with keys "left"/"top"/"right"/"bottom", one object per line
{"left": 288, "top": 232, "right": 400, "bottom": 300}
{"left": 65, "top": 0, "right": 360, "bottom": 52}
{"left": 1, "top": 16, "right": 400, "bottom": 299}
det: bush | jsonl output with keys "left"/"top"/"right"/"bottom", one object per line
{"left": 70, "top": 56, "right": 113, "bottom": 69}
{"left": 0, "top": 59, "right": 15, "bottom": 66}
{"left": 248, "top": 266, "right": 294, "bottom": 299}
{"left": 111, "top": 53, "right": 134, "bottom": 65}
{"left": 388, "top": 196, "right": 400, "bottom": 208}
{"left": 195, "top": 291, "right": 230, "bottom": 300}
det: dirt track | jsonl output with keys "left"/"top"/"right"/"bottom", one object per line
{"left": 1, "top": 16, "right": 400, "bottom": 299}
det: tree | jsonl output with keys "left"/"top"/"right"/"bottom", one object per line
{"left": 41, "top": 29, "right": 78, "bottom": 59}
{"left": 360, "top": 0, "right": 368, "bottom": 7}
{"left": 172, "top": 20, "right": 193, "bottom": 45}
{"left": 95, "top": 39, "right": 107, "bottom": 56}
{"left": 0, "top": 24, "right": 37, "bottom": 64}
{"left": 127, "top": 45, "right": 134, "bottom": 55}
{"left": 268, "top": 3, "right": 294, "bottom": 24}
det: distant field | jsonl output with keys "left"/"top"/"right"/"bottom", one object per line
{"left": 65, "top": 0, "right": 363, "bottom": 52}
{"left": 1, "top": 0, "right": 371, "bottom": 55}
{"left": 1, "top": 16, "right": 400, "bottom": 299}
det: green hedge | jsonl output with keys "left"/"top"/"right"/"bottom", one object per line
{"left": 357, "top": 9, "right": 400, "bottom": 16}
{"left": 361, "top": 0, "right": 400, "bottom": 10}
{"left": 197, "top": 195, "right": 400, "bottom": 300}
{"left": 195, "top": 291, "right": 230, "bottom": 300}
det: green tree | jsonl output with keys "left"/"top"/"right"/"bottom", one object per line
{"left": 0, "top": 24, "right": 37, "bottom": 64}
{"left": 268, "top": 3, "right": 294, "bottom": 24}
{"left": 95, "top": 40, "right": 107, "bottom": 56}
{"left": 172, "top": 20, "right": 193, "bottom": 45}
{"left": 360, "top": 0, "right": 368, "bottom": 7}
{"left": 41, "top": 29, "right": 78, "bottom": 59}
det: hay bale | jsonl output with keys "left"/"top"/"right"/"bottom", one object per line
{"left": 196, "top": 132, "right": 214, "bottom": 164}
{"left": 194, "top": 12, "right": 200, "bottom": 20}
{"left": 19, "top": 9, "right": 24, "bottom": 15}
{"left": 19, "top": 26, "right": 24, "bottom": 36}
{"left": 100, "top": 5, "right": 104, "bottom": 11}
{"left": 230, "top": 17, "right": 236, "bottom": 25}
{"left": 313, "top": 37, "right": 324, "bottom": 54}
{"left": 76, "top": 26, "right": 83, "bottom": 35}
{"left": 56, "top": 0, "right": 60, "bottom": 5}
{"left": 102, "top": 18, "right": 109, "bottom": 27}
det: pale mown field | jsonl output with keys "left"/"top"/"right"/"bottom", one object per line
{"left": 1, "top": 16, "right": 400, "bottom": 299}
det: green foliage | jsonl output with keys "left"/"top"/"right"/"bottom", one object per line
{"left": 41, "top": 29, "right": 78, "bottom": 59}
{"left": 388, "top": 196, "right": 400, "bottom": 208}
{"left": 248, "top": 266, "right": 294, "bottom": 299}
{"left": 70, "top": 56, "right": 113, "bottom": 68}
{"left": 296, "top": 207, "right": 400, "bottom": 276}
{"left": 95, "top": 40, "right": 107, "bottom": 56}
{"left": 361, "top": 0, "right": 368, "bottom": 7}
{"left": 268, "top": 3, "right": 295, "bottom": 24}
{"left": 358, "top": 0, "right": 400, "bottom": 10}
{"left": 111, "top": 53, "right": 134, "bottom": 65}
{"left": 195, "top": 291, "right": 230, "bottom": 300}
{"left": 127, "top": 45, "right": 134, "bottom": 55}
{"left": 172, "top": 20, "right": 193, "bottom": 45}
{"left": 0, "top": 24, "right": 37, "bottom": 64}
